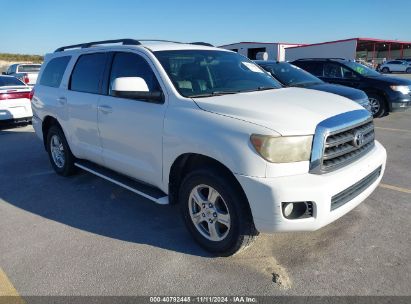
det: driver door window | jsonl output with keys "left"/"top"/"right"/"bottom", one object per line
{"left": 324, "top": 63, "right": 343, "bottom": 78}
{"left": 109, "top": 52, "right": 161, "bottom": 96}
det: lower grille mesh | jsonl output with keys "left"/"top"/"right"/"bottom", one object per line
{"left": 331, "top": 166, "right": 382, "bottom": 211}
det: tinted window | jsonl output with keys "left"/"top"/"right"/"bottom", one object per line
{"left": 70, "top": 53, "right": 107, "bottom": 94}
{"left": 294, "top": 61, "right": 324, "bottom": 77}
{"left": 324, "top": 63, "right": 343, "bottom": 78}
{"left": 0, "top": 76, "right": 26, "bottom": 87}
{"left": 17, "top": 65, "right": 41, "bottom": 73}
{"left": 260, "top": 62, "right": 322, "bottom": 87}
{"left": 109, "top": 52, "right": 160, "bottom": 95}
{"left": 39, "top": 56, "right": 71, "bottom": 88}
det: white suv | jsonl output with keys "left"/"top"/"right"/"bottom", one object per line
{"left": 31, "top": 39, "right": 387, "bottom": 256}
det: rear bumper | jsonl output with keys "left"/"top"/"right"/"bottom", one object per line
{"left": 0, "top": 98, "right": 33, "bottom": 121}
{"left": 236, "top": 141, "right": 387, "bottom": 233}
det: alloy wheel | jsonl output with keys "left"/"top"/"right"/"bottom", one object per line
{"left": 50, "top": 134, "right": 65, "bottom": 168}
{"left": 188, "top": 184, "right": 231, "bottom": 242}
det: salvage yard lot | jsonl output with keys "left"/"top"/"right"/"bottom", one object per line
{"left": 0, "top": 112, "right": 410, "bottom": 297}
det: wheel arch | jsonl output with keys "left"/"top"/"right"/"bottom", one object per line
{"left": 41, "top": 116, "right": 62, "bottom": 150}
{"left": 168, "top": 153, "right": 250, "bottom": 210}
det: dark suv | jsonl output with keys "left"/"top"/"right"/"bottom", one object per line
{"left": 292, "top": 58, "right": 411, "bottom": 117}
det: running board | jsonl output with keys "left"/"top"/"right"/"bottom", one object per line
{"left": 74, "top": 160, "right": 169, "bottom": 205}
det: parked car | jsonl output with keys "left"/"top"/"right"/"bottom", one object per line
{"left": 395, "top": 58, "right": 411, "bottom": 64}
{"left": 3, "top": 63, "right": 41, "bottom": 86}
{"left": 379, "top": 60, "right": 411, "bottom": 74}
{"left": 0, "top": 75, "right": 33, "bottom": 124}
{"left": 292, "top": 58, "right": 411, "bottom": 117}
{"left": 254, "top": 60, "right": 371, "bottom": 113}
{"left": 31, "top": 39, "right": 386, "bottom": 256}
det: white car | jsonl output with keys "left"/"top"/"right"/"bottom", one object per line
{"left": 380, "top": 60, "right": 411, "bottom": 73}
{"left": 0, "top": 75, "right": 33, "bottom": 123}
{"left": 3, "top": 63, "right": 41, "bottom": 86}
{"left": 31, "top": 39, "right": 387, "bottom": 256}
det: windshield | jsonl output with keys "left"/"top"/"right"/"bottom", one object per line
{"left": 17, "top": 65, "right": 41, "bottom": 73}
{"left": 344, "top": 61, "right": 380, "bottom": 77}
{"left": 154, "top": 50, "right": 281, "bottom": 98}
{"left": 261, "top": 62, "right": 323, "bottom": 87}
{"left": 0, "top": 76, "right": 25, "bottom": 87}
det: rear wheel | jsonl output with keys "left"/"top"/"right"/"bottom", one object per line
{"left": 368, "top": 93, "right": 387, "bottom": 118}
{"left": 406, "top": 67, "right": 411, "bottom": 73}
{"left": 381, "top": 67, "right": 390, "bottom": 73}
{"left": 179, "top": 168, "right": 257, "bottom": 256}
{"left": 46, "top": 125, "right": 77, "bottom": 176}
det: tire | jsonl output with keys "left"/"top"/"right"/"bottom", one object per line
{"left": 381, "top": 67, "right": 389, "bottom": 73}
{"left": 406, "top": 68, "right": 411, "bottom": 73}
{"left": 368, "top": 93, "right": 387, "bottom": 118}
{"left": 179, "top": 168, "right": 257, "bottom": 256}
{"left": 46, "top": 125, "right": 77, "bottom": 176}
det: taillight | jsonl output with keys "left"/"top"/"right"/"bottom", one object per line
{"left": 23, "top": 74, "right": 30, "bottom": 84}
{"left": 0, "top": 91, "right": 31, "bottom": 100}
{"left": 30, "top": 88, "right": 35, "bottom": 101}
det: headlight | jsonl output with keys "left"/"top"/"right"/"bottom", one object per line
{"left": 390, "top": 85, "right": 411, "bottom": 95}
{"left": 250, "top": 134, "right": 313, "bottom": 163}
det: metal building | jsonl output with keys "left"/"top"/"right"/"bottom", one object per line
{"left": 219, "top": 42, "right": 303, "bottom": 61}
{"left": 285, "top": 38, "right": 411, "bottom": 67}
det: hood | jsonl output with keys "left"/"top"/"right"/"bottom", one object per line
{"left": 308, "top": 83, "right": 367, "bottom": 101}
{"left": 193, "top": 88, "right": 364, "bottom": 136}
{"left": 367, "top": 74, "right": 411, "bottom": 85}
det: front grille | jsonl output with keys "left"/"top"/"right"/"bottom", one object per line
{"left": 321, "top": 119, "right": 375, "bottom": 172}
{"left": 331, "top": 166, "right": 382, "bottom": 210}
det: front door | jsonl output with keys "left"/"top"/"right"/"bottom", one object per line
{"left": 97, "top": 51, "right": 167, "bottom": 187}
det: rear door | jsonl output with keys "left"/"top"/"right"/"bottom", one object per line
{"left": 97, "top": 51, "right": 167, "bottom": 187}
{"left": 64, "top": 52, "right": 108, "bottom": 164}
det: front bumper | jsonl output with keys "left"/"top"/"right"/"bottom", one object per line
{"left": 236, "top": 141, "right": 387, "bottom": 233}
{"left": 389, "top": 92, "right": 411, "bottom": 112}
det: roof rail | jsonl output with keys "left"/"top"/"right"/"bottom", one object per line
{"left": 54, "top": 39, "right": 141, "bottom": 52}
{"left": 55, "top": 39, "right": 214, "bottom": 52}
{"left": 190, "top": 42, "right": 214, "bottom": 47}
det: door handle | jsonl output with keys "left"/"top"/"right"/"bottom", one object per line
{"left": 98, "top": 105, "right": 113, "bottom": 114}
{"left": 57, "top": 97, "right": 67, "bottom": 105}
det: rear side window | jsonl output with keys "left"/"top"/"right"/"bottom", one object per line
{"left": 295, "top": 61, "right": 324, "bottom": 77}
{"left": 70, "top": 53, "right": 107, "bottom": 94}
{"left": 39, "top": 56, "right": 71, "bottom": 88}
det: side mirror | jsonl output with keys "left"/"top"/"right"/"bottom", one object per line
{"left": 111, "top": 77, "right": 164, "bottom": 103}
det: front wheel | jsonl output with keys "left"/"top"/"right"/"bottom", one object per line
{"left": 406, "top": 67, "right": 411, "bottom": 73}
{"left": 368, "top": 93, "right": 387, "bottom": 118}
{"left": 381, "top": 67, "right": 390, "bottom": 73}
{"left": 179, "top": 169, "right": 257, "bottom": 256}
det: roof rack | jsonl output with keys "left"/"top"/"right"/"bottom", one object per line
{"left": 54, "top": 39, "right": 214, "bottom": 52}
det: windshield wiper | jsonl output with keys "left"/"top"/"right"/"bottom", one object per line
{"left": 189, "top": 91, "right": 240, "bottom": 98}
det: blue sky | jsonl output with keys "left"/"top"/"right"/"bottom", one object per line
{"left": 2, "top": 0, "right": 411, "bottom": 55}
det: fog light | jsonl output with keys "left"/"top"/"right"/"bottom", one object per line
{"left": 283, "top": 203, "right": 294, "bottom": 217}
{"left": 282, "top": 202, "right": 314, "bottom": 219}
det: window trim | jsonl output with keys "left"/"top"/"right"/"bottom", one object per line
{"left": 68, "top": 52, "right": 109, "bottom": 95}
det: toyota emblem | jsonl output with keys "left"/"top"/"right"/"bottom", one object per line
{"left": 353, "top": 131, "right": 365, "bottom": 148}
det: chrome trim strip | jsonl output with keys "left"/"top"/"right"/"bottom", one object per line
{"left": 309, "top": 109, "right": 372, "bottom": 174}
